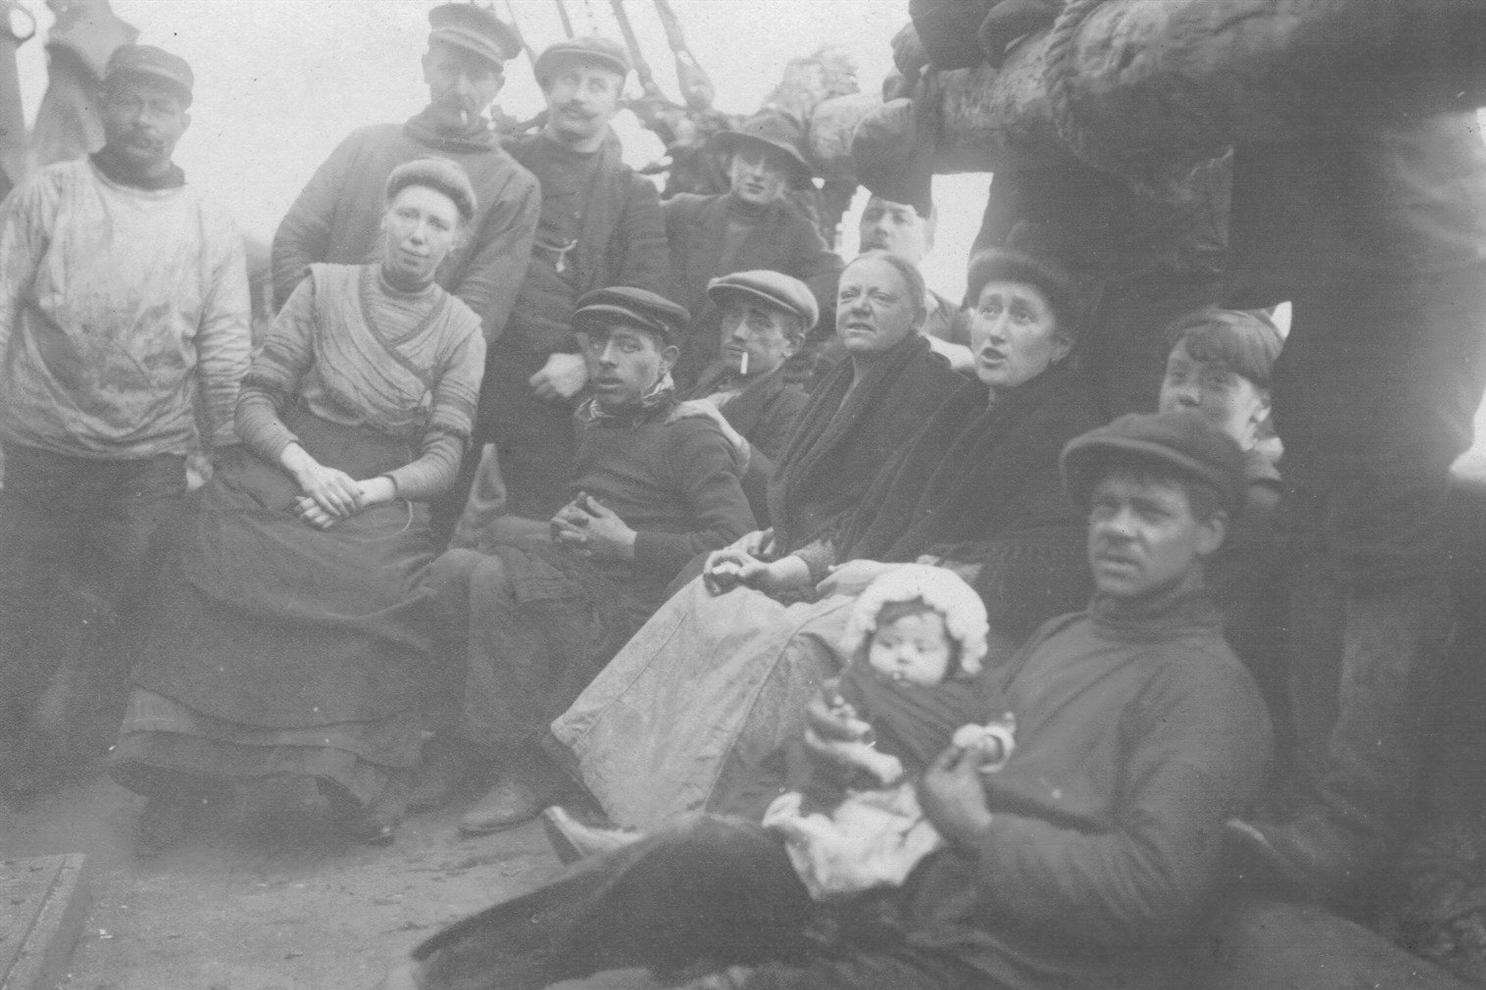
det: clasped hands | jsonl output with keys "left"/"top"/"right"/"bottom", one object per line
{"left": 549, "top": 491, "right": 636, "bottom": 560}
{"left": 287, "top": 449, "right": 393, "bottom": 530}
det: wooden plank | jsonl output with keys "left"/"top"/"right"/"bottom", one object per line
{"left": 0, "top": 855, "right": 92, "bottom": 990}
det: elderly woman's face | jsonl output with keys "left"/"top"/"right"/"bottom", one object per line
{"left": 969, "top": 279, "right": 1068, "bottom": 393}
{"left": 382, "top": 185, "right": 461, "bottom": 284}
{"left": 835, "top": 256, "right": 919, "bottom": 356}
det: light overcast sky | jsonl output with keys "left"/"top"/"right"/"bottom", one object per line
{"left": 13, "top": 0, "right": 990, "bottom": 298}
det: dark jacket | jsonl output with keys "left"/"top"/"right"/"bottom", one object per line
{"left": 839, "top": 360, "right": 1099, "bottom": 640}
{"left": 663, "top": 192, "right": 842, "bottom": 386}
{"left": 270, "top": 110, "right": 540, "bottom": 341}
{"left": 686, "top": 362, "right": 812, "bottom": 527}
{"left": 687, "top": 362, "right": 811, "bottom": 465}
{"left": 497, "top": 132, "right": 669, "bottom": 359}
{"left": 766, "top": 334, "right": 959, "bottom": 554}
{"left": 480, "top": 133, "right": 670, "bottom": 451}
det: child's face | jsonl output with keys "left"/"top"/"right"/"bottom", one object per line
{"left": 867, "top": 611, "right": 954, "bottom": 686}
{"left": 1158, "top": 342, "right": 1270, "bottom": 450}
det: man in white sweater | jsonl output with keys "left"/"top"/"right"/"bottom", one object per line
{"left": 0, "top": 44, "right": 251, "bottom": 796}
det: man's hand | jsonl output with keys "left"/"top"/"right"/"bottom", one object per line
{"left": 816, "top": 558, "right": 901, "bottom": 598}
{"left": 669, "top": 399, "right": 750, "bottom": 469}
{"left": 551, "top": 492, "right": 637, "bottom": 560}
{"left": 528, "top": 352, "right": 588, "bottom": 401}
{"left": 919, "top": 745, "right": 995, "bottom": 848}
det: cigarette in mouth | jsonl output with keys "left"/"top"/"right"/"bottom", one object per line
{"left": 739, "top": 352, "right": 749, "bottom": 376}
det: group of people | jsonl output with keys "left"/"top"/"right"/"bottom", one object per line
{"left": 0, "top": 3, "right": 1469, "bottom": 987}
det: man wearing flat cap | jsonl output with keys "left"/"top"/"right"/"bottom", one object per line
{"left": 451, "top": 34, "right": 670, "bottom": 531}
{"left": 0, "top": 43, "right": 251, "bottom": 792}
{"left": 663, "top": 111, "right": 843, "bottom": 387}
{"left": 271, "top": 3, "right": 538, "bottom": 347}
{"left": 673, "top": 270, "right": 815, "bottom": 522}
{"left": 426, "top": 285, "right": 755, "bottom": 834}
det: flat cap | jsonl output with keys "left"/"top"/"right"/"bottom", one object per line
{"left": 573, "top": 287, "right": 689, "bottom": 344}
{"left": 534, "top": 35, "right": 630, "bottom": 87}
{"left": 428, "top": 3, "right": 521, "bottom": 66}
{"left": 706, "top": 270, "right": 818, "bottom": 330}
{"left": 709, "top": 113, "right": 814, "bottom": 185}
{"left": 385, "top": 158, "right": 478, "bottom": 222}
{"left": 1060, "top": 410, "right": 1247, "bottom": 515}
{"left": 104, "top": 44, "right": 193, "bottom": 106}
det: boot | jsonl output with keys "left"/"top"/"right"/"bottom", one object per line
{"left": 540, "top": 806, "right": 642, "bottom": 865}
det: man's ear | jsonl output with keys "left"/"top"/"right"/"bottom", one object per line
{"left": 420, "top": 48, "right": 435, "bottom": 86}
{"left": 1196, "top": 510, "right": 1228, "bottom": 558}
{"left": 658, "top": 343, "right": 680, "bottom": 376}
{"left": 179, "top": 111, "right": 191, "bottom": 134}
{"left": 781, "top": 334, "right": 802, "bottom": 359}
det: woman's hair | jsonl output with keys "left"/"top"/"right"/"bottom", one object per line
{"left": 846, "top": 249, "right": 928, "bottom": 326}
{"left": 1164, "top": 307, "right": 1283, "bottom": 390}
{"left": 383, "top": 157, "right": 478, "bottom": 224}
{"left": 964, "top": 248, "right": 1082, "bottom": 343}
{"left": 871, "top": 597, "right": 962, "bottom": 679}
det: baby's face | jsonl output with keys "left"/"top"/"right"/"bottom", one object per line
{"left": 866, "top": 611, "right": 953, "bottom": 686}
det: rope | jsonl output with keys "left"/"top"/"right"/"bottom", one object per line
{"left": 1043, "top": 0, "right": 1192, "bottom": 203}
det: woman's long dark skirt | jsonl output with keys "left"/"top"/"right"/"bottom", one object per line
{"left": 113, "top": 413, "right": 445, "bottom": 807}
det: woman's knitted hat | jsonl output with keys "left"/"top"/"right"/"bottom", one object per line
{"left": 384, "top": 158, "right": 478, "bottom": 223}
{"left": 840, "top": 564, "right": 991, "bottom": 677}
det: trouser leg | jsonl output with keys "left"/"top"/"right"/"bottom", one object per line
{"left": 0, "top": 481, "right": 71, "bottom": 756}
{"left": 1257, "top": 266, "right": 1486, "bottom": 897}
{"left": 0, "top": 449, "right": 182, "bottom": 784}
{"left": 1285, "top": 549, "right": 1453, "bottom": 853}
{"left": 51, "top": 463, "right": 185, "bottom": 753}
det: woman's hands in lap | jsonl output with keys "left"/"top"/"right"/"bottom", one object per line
{"left": 704, "top": 548, "right": 810, "bottom": 598}
{"left": 284, "top": 447, "right": 363, "bottom": 521}
{"left": 285, "top": 453, "right": 397, "bottom": 530}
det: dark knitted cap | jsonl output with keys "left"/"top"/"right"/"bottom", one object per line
{"left": 709, "top": 113, "right": 814, "bottom": 185}
{"left": 964, "top": 247, "right": 1082, "bottom": 342}
{"left": 574, "top": 287, "right": 690, "bottom": 344}
{"left": 706, "top": 270, "right": 819, "bottom": 329}
{"left": 1061, "top": 411, "right": 1247, "bottom": 514}
{"left": 1164, "top": 307, "right": 1284, "bottom": 390}
{"left": 104, "top": 44, "right": 193, "bottom": 106}
{"left": 534, "top": 35, "right": 630, "bottom": 87}
{"left": 384, "top": 158, "right": 478, "bottom": 222}
{"left": 428, "top": 3, "right": 521, "bottom": 65}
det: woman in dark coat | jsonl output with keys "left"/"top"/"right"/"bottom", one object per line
{"left": 551, "top": 249, "right": 1098, "bottom": 828}
{"left": 111, "top": 160, "right": 487, "bottom": 848}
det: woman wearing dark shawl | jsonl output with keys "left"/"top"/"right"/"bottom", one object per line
{"left": 550, "top": 249, "right": 1098, "bottom": 828}
{"left": 111, "top": 160, "right": 487, "bottom": 848}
